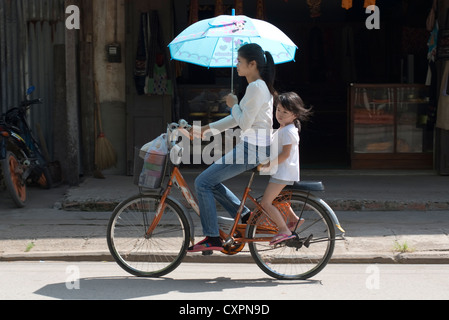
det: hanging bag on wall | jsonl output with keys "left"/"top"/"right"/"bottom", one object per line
{"left": 427, "top": 0, "right": 437, "bottom": 32}
{"left": 436, "top": 61, "right": 449, "bottom": 130}
{"left": 437, "top": 9, "right": 449, "bottom": 60}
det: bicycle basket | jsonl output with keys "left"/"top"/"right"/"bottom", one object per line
{"left": 133, "top": 147, "right": 167, "bottom": 189}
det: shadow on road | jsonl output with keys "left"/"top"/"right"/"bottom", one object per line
{"left": 34, "top": 276, "right": 321, "bottom": 300}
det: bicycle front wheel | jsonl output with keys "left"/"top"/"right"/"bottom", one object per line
{"left": 248, "top": 193, "right": 335, "bottom": 280}
{"left": 107, "top": 194, "right": 190, "bottom": 277}
{"left": 1, "top": 151, "right": 27, "bottom": 207}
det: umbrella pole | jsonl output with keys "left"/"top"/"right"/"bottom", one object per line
{"left": 231, "top": 8, "right": 235, "bottom": 94}
{"left": 231, "top": 42, "right": 234, "bottom": 93}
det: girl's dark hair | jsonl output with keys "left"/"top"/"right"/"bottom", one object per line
{"left": 277, "top": 92, "right": 313, "bottom": 133}
{"left": 237, "top": 43, "right": 276, "bottom": 97}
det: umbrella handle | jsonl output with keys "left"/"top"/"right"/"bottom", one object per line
{"left": 231, "top": 64, "right": 234, "bottom": 94}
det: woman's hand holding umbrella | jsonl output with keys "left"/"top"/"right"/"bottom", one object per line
{"left": 226, "top": 93, "right": 239, "bottom": 109}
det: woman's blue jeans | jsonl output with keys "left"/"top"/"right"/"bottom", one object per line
{"left": 194, "top": 141, "right": 270, "bottom": 237}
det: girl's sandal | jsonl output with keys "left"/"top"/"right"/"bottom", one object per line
{"left": 269, "top": 233, "right": 295, "bottom": 246}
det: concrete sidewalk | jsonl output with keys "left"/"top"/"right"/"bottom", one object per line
{"left": 60, "top": 169, "right": 449, "bottom": 212}
{"left": 0, "top": 169, "right": 448, "bottom": 264}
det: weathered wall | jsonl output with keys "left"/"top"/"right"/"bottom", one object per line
{"left": 0, "top": 0, "right": 65, "bottom": 163}
{"left": 92, "top": 0, "right": 126, "bottom": 174}
{"left": 0, "top": 0, "right": 83, "bottom": 185}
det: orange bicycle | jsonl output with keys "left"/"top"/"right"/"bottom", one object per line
{"left": 107, "top": 120, "right": 345, "bottom": 280}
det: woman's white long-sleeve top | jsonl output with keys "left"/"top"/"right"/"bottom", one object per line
{"left": 209, "top": 79, "right": 273, "bottom": 146}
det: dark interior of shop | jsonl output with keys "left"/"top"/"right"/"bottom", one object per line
{"left": 173, "top": 0, "right": 432, "bottom": 168}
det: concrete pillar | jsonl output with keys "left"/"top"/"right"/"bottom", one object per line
{"left": 79, "top": 0, "right": 95, "bottom": 176}
{"left": 52, "top": 0, "right": 81, "bottom": 186}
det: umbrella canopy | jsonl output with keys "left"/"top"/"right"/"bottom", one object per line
{"left": 168, "top": 13, "right": 297, "bottom": 68}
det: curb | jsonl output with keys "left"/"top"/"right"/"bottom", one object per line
{"left": 60, "top": 198, "right": 449, "bottom": 212}
{"left": 327, "top": 200, "right": 449, "bottom": 211}
{"left": 2, "top": 251, "right": 449, "bottom": 264}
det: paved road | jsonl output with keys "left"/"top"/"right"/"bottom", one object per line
{"left": 1, "top": 262, "right": 448, "bottom": 300}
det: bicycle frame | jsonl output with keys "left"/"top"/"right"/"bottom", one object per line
{"left": 144, "top": 164, "right": 277, "bottom": 246}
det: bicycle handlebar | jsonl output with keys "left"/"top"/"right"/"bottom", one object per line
{"left": 20, "top": 98, "right": 43, "bottom": 107}
{"left": 166, "top": 119, "right": 193, "bottom": 165}
{"left": 167, "top": 119, "right": 193, "bottom": 146}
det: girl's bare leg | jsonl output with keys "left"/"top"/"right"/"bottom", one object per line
{"left": 260, "top": 183, "right": 291, "bottom": 235}
{"left": 286, "top": 205, "right": 302, "bottom": 230}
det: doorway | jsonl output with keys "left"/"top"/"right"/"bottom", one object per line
{"left": 125, "top": 1, "right": 173, "bottom": 175}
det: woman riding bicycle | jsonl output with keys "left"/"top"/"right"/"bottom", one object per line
{"left": 188, "top": 43, "right": 276, "bottom": 252}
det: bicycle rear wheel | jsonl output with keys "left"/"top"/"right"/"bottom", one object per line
{"left": 248, "top": 193, "right": 335, "bottom": 280}
{"left": 107, "top": 194, "right": 190, "bottom": 277}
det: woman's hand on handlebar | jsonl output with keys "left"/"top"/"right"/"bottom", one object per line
{"left": 199, "top": 125, "right": 211, "bottom": 139}
{"left": 179, "top": 124, "right": 210, "bottom": 140}
{"left": 177, "top": 127, "right": 192, "bottom": 140}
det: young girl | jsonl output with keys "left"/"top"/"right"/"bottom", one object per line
{"left": 259, "top": 92, "right": 312, "bottom": 245}
{"left": 187, "top": 43, "right": 276, "bottom": 252}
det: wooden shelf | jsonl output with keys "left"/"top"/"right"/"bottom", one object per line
{"left": 348, "top": 84, "right": 434, "bottom": 169}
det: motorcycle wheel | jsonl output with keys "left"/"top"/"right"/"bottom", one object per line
{"left": 36, "top": 166, "right": 52, "bottom": 189}
{"left": 1, "top": 151, "right": 27, "bottom": 207}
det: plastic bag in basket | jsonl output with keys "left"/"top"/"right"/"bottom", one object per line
{"left": 138, "top": 134, "right": 168, "bottom": 188}
{"left": 140, "top": 134, "right": 168, "bottom": 157}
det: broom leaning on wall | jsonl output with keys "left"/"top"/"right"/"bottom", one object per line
{"left": 94, "top": 81, "right": 117, "bottom": 178}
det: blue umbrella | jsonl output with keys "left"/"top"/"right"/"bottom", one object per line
{"left": 169, "top": 9, "right": 297, "bottom": 91}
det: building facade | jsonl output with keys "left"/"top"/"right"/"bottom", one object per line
{"left": 1, "top": 0, "right": 448, "bottom": 185}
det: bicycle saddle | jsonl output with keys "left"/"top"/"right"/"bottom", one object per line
{"left": 250, "top": 167, "right": 324, "bottom": 191}
{"left": 285, "top": 181, "right": 325, "bottom": 192}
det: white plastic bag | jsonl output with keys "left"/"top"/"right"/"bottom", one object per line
{"left": 140, "top": 134, "right": 168, "bottom": 157}
{"left": 138, "top": 134, "right": 168, "bottom": 188}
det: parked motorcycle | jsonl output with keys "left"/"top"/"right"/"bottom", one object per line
{"left": 0, "top": 86, "right": 52, "bottom": 207}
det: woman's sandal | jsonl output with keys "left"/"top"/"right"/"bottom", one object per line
{"left": 187, "top": 237, "right": 223, "bottom": 252}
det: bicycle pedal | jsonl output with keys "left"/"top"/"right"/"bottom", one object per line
{"left": 202, "top": 250, "right": 213, "bottom": 256}
{"left": 304, "top": 234, "right": 313, "bottom": 248}
{"left": 223, "top": 237, "right": 235, "bottom": 247}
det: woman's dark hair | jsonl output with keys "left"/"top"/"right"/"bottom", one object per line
{"left": 237, "top": 43, "right": 276, "bottom": 97}
{"left": 277, "top": 92, "right": 313, "bottom": 133}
